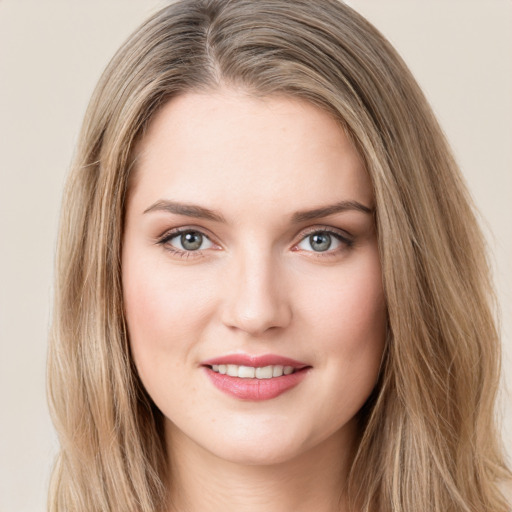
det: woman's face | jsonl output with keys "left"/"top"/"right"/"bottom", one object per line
{"left": 122, "top": 89, "right": 386, "bottom": 466}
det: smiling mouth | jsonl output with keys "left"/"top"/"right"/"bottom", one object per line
{"left": 201, "top": 354, "right": 311, "bottom": 400}
{"left": 203, "top": 362, "right": 310, "bottom": 401}
{"left": 208, "top": 364, "right": 297, "bottom": 379}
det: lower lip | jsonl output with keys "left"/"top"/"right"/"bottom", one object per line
{"left": 203, "top": 367, "right": 310, "bottom": 401}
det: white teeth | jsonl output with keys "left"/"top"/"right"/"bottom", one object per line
{"left": 255, "top": 366, "right": 273, "bottom": 379}
{"left": 210, "top": 364, "right": 297, "bottom": 379}
{"left": 227, "top": 364, "right": 238, "bottom": 377}
{"left": 272, "top": 365, "right": 284, "bottom": 377}
{"left": 238, "top": 365, "right": 255, "bottom": 378}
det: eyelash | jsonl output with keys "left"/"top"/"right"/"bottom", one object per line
{"left": 156, "top": 225, "right": 354, "bottom": 259}
{"left": 156, "top": 227, "right": 215, "bottom": 259}
{"left": 295, "top": 226, "right": 354, "bottom": 257}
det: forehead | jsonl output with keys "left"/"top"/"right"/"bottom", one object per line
{"left": 130, "top": 89, "right": 372, "bottom": 216}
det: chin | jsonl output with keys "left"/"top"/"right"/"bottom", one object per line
{"left": 203, "top": 418, "right": 335, "bottom": 467}
{"left": 210, "top": 438, "right": 307, "bottom": 467}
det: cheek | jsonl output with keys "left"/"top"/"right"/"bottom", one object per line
{"left": 300, "top": 250, "right": 386, "bottom": 397}
{"left": 123, "top": 245, "right": 214, "bottom": 334}
{"left": 121, "top": 250, "right": 229, "bottom": 430}
{"left": 305, "top": 251, "right": 385, "bottom": 344}
{"left": 121, "top": 246, "right": 215, "bottom": 383}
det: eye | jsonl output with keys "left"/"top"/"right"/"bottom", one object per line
{"left": 163, "top": 229, "right": 214, "bottom": 252}
{"left": 296, "top": 229, "right": 352, "bottom": 253}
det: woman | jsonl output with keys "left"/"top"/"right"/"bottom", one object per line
{"left": 47, "top": 0, "right": 511, "bottom": 511}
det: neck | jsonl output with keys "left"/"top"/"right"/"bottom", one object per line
{"left": 165, "top": 421, "right": 357, "bottom": 512}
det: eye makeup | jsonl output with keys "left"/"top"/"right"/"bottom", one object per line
{"left": 155, "top": 223, "right": 356, "bottom": 261}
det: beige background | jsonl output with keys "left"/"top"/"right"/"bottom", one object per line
{"left": 0, "top": 1, "right": 510, "bottom": 511}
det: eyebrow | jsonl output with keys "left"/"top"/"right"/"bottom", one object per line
{"left": 143, "top": 199, "right": 373, "bottom": 223}
{"left": 291, "top": 200, "right": 373, "bottom": 223}
{"left": 143, "top": 200, "right": 226, "bottom": 222}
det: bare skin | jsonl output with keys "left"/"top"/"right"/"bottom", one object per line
{"left": 167, "top": 422, "right": 354, "bottom": 512}
{"left": 122, "top": 89, "right": 386, "bottom": 512}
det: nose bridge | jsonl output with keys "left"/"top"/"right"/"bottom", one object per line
{"left": 221, "top": 243, "right": 291, "bottom": 335}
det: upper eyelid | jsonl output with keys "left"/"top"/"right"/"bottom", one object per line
{"left": 158, "top": 226, "right": 216, "bottom": 243}
{"left": 157, "top": 228, "right": 216, "bottom": 257}
{"left": 156, "top": 224, "right": 353, "bottom": 248}
{"left": 295, "top": 225, "right": 353, "bottom": 241}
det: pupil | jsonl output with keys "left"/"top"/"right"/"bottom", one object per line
{"left": 181, "top": 231, "right": 202, "bottom": 250}
{"left": 310, "top": 233, "right": 331, "bottom": 252}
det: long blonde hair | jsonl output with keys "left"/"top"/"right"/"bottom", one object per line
{"left": 48, "top": 1, "right": 510, "bottom": 510}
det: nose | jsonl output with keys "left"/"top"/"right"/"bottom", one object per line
{"left": 220, "top": 250, "right": 292, "bottom": 336}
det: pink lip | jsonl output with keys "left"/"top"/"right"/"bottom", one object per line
{"left": 201, "top": 353, "right": 308, "bottom": 368}
{"left": 201, "top": 353, "right": 311, "bottom": 401}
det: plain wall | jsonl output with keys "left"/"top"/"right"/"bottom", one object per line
{"left": 0, "top": 1, "right": 510, "bottom": 511}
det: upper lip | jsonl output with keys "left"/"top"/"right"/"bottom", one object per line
{"left": 201, "top": 353, "right": 309, "bottom": 369}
